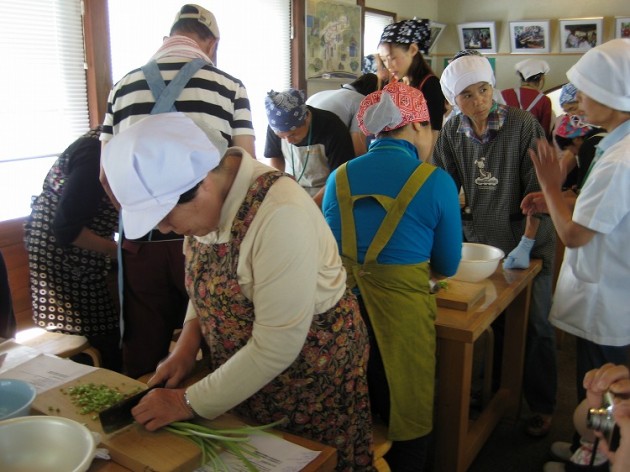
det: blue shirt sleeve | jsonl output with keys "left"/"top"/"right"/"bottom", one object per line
{"left": 428, "top": 169, "right": 463, "bottom": 277}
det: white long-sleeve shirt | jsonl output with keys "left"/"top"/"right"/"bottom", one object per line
{"left": 185, "top": 150, "right": 347, "bottom": 418}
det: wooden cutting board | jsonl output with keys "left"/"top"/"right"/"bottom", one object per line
{"left": 32, "top": 369, "right": 201, "bottom": 472}
{"left": 435, "top": 279, "right": 486, "bottom": 311}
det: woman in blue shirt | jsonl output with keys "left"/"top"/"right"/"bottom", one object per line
{"left": 322, "top": 82, "right": 462, "bottom": 471}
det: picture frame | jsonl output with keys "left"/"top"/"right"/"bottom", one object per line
{"left": 457, "top": 22, "right": 497, "bottom": 54}
{"left": 509, "top": 20, "right": 550, "bottom": 54}
{"left": 559, "top": 18, "right": 603, "bottom": 53}
{"left": 428, "top": 21, "right": 446, "bottom": 52}
{"left": 305, "top": 0, "right": 362, "bottom": 79}
{"left": 615, "top": 17, "right": 630, "bottom": 39}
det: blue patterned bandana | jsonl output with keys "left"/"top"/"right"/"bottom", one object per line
{"left": 265, "top": 89, "right": 307, "bottom": 132}
{"left": 559, "top": 83, "right": 578, "bottom": 106}
{"left": 380, "top": 19, "right": 431, "bottom": 54}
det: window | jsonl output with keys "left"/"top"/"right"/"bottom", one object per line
{"left": 107, "top": 0, "right": 291, "bottom": 159}
{"left": 363, "top": 9, "right": 395, "bottom": 57}
{"left": 0, "top": 0, "right": 89, "bottom": 220}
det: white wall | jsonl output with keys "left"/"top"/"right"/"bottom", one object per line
{"left": 431, "top": 0, "right": 630, "bottom": 91}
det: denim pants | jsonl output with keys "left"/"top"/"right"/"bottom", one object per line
{"left": 522, "top": 273, "right": 558, "bottom": 415}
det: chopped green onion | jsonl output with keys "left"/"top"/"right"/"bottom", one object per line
{"left": 63, "top": 383, "right": 141, "bottom": 416}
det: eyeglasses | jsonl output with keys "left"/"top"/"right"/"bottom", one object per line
{"left": 569, "top": 114, "right": 590, "bottom": 129}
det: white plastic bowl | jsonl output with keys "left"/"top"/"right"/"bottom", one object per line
{"left": 0, "top": 379, "right": 37, "bottom": 420}
{"left": 452, "top": 243, "right": 505, "bottom": 283}
{"left": 0, "top": 416, "right": 96, "bottom": 472}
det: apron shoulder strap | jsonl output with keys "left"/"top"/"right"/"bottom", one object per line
{"left": 336, "top": 163, "right": 359, "bottom": 261}
{"left": 141, "top": 58, "right": 207, "bottom": 114}
{"left": 365, "top": 163, "right": 436, "bottom": 262}
{"left": 513, "top": 88, "right": 522, "bottom": 109}
{"left": 525, "top": 91, "right": 544, "bottom": 112}
{"left": 418, "top": 73, "right": 435, "bottom": 91}
{"left": 336, "top": 162, "right": 437, "bottom": 263}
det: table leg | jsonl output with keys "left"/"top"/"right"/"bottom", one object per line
{"left": 435, "top": 338, "right": 473, "bottom": 472}
{"left": 501, "top": 282, "right": 532, "bottom": 418}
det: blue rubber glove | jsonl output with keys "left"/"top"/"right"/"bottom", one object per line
{"left": 503, "top": 236, "right": 535, "bottom": 270}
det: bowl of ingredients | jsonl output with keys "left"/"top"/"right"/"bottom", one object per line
{"left": 0, "top": 379, "right": 37, "bottom": 420}
{"left": 0, "top": 415, "right": 97, "bottom": 472}
{"left": 452, "top": 243, "right": 505, "bottom": 283}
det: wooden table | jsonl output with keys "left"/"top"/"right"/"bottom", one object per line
{"left": 434, "top": 261, "right": 542, "bottom": 472}
{"left": 0, "top": 340, "right": 336, "bottom": 472}
{"left": 89, "top": 428, "right": 337, "bottom": 472}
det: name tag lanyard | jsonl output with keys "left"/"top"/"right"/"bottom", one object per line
{"left": 290, "top": 121, "right": 313, "bottom": 183}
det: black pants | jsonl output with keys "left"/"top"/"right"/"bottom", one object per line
{"left": 0, "top": 250, "right": 16, "bottom": 339}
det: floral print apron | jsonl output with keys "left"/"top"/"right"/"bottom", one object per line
{"left": 184, "top": 170, "right": 374, "bottom": 471}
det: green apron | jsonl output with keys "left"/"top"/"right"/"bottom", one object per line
{"left": 336, "top": 161, "right": 437, "bottom": 441}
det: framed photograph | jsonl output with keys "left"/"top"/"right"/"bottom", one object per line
{"left": 457, "top": 22, "right": 497, "bottom": 54}
{"left": 428, "top": 21, "right": 446, "bottom": 52}
{"left": 615, "top": 17, "right": 630, "bottom": 39}
{"left": 559, "top": 18, "right": 603, "bottom": 53}
{"left": 509, "top": 20, "right": 550, "bottom": 54}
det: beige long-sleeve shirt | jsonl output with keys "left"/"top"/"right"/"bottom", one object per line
{"left": 185, "top": 150, "right": 347, "bottom": 418}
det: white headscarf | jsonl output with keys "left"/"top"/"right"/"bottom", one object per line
{"left": 440, "top": 55, "right": 496, "bottom": 106}
{"left": 567, "top": 38, "right": 630, "bottom": 112}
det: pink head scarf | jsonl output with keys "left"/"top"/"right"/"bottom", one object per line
{"left": 357, "top": 81, "right": 430, "bottom": 136}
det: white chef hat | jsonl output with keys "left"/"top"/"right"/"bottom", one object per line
{"left": 567, "top": 38, "right": 630, "bottom": 112}
{"left": 102, "top": 113, "right": 222, "bottom": 239}
{"left": 440, "top": 55, "right": 496, "bottom": 106}
{"left": 515, "top": 59, "right": 550, "bottom": 81}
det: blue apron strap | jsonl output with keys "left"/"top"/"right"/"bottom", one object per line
{"left": 141, "top": 58, "right": 207, "bottom": 114}
{"left": 117, "top": 58, "right": 207, "bottom": 341}
{"left": 116, "top": 213, "right": 125, "bottom": 346}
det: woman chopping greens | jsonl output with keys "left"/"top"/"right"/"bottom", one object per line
{"left": 322, "top": 81, "right": 462, "bottom": 471}
{"left": 101, "top": 112, "right": 374, "bottom": 471}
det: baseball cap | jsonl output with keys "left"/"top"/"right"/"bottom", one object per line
{"left": 172, "top": 4, "right": 220, "bottom": 39}
{"left": 102, "top": 113, "right": 221, "bottom": 239}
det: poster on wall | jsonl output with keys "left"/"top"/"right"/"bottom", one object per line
{"left": 305, "top": 0, "right": 362, "bottom": 79}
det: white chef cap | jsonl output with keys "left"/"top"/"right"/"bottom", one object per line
{"left": 440, "top": 55, "right": 496, "bottom": 106}
{"left": 567, "top": 38, "right": 630, "bottom": 112}
{"left": 515, "top": 59, "right": 550, "bottom": 81}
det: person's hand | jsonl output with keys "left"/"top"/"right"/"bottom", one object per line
{"left": 147, "top": 350, "right": 196, "bottom": 389}
{"left": 521, "top": 191, "right": 548, "bottom": 216}
{"left": 529, "top": 139, "right": 565, "bottom": 193}
{"left": 583, "top": 364, "right": 630, "bottom": 470}
{"left": 610, "top": 400, "right": 630, "bottom": 472}
{"left": 131, "top": 388, "right": 194, "bottom": 431}
{"left": 503, "top": 236, "right": 535, "bottom": 269}
{"left": 583, "top": 364, "right": 630, "bottom": 410}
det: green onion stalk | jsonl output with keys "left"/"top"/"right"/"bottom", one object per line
{"left": 165, "top": 418, "right": 287, "bottom": 471}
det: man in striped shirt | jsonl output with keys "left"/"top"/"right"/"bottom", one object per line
{"left": 99, "top": 4, "right": 255, "bottom": 378}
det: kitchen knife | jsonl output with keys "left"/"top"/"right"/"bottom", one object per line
{"left": 99, "top": 384, "right": 162, "bottom": 434}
